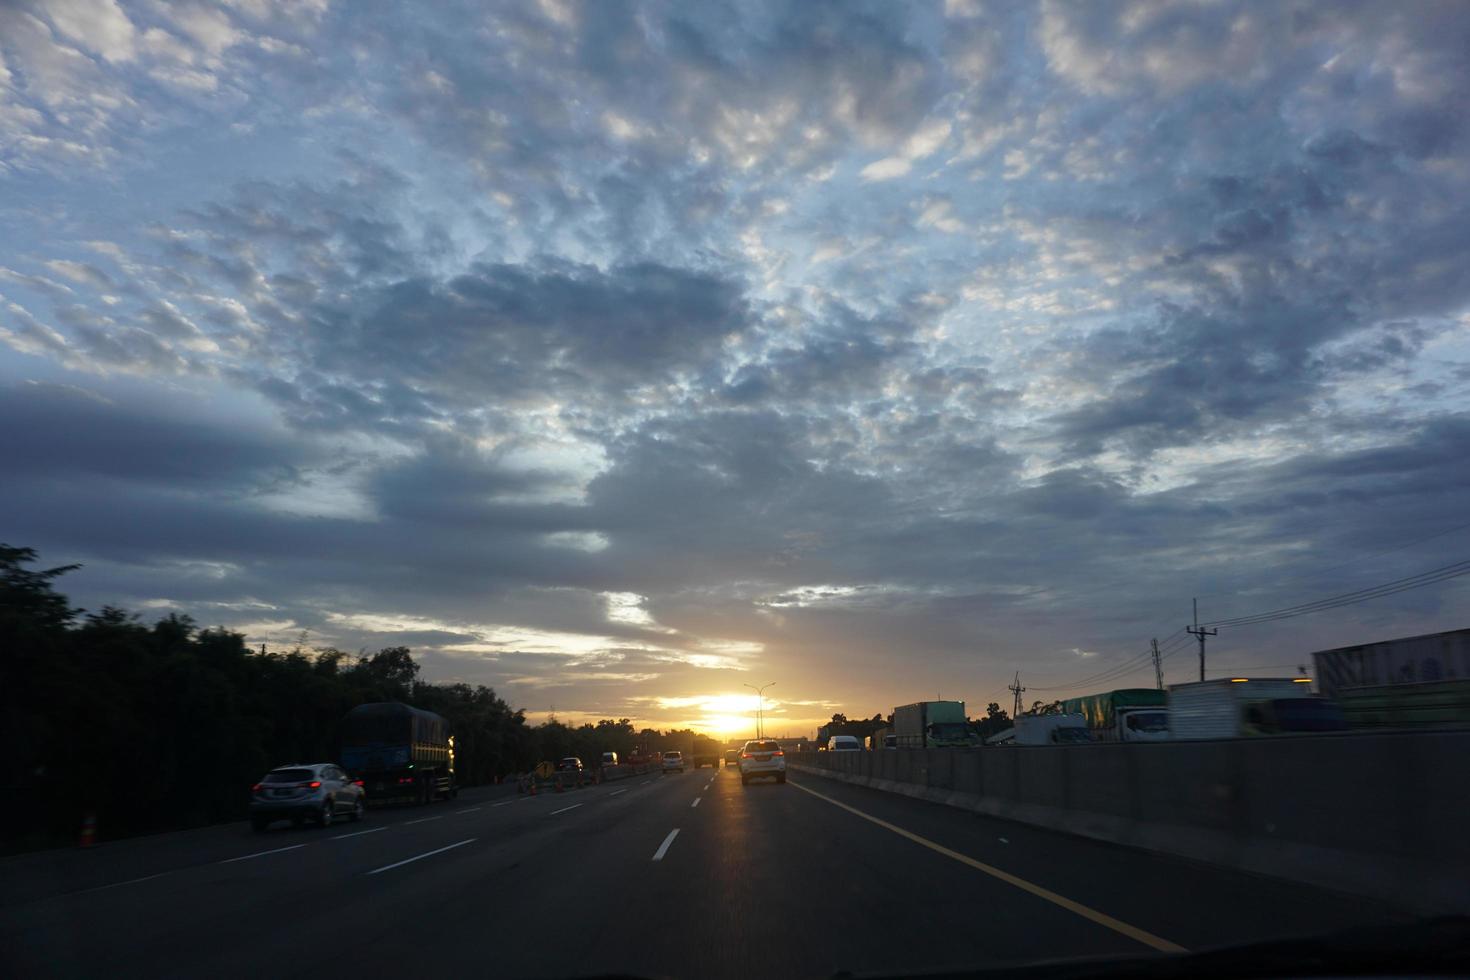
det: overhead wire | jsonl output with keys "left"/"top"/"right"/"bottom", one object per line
{"left": 1202, "top": 558, "right": 1470, "bottom": 629}
{"left": 1028, "top": 628, "right": 1189, "bottom": 693}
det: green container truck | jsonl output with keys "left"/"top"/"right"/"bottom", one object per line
{"left": 1060, "top": 688, "right": 1169, "bottom": 742}
{"left": 893, "top": 700, "right": 975, "bottom": 748}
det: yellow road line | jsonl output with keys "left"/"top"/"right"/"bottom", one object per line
{"left": 789, "top": 780, "right": 1187, "bottom": 954}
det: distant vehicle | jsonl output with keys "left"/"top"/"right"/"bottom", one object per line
{"left": 624, "top": 747, "right": 657, "bottom": 770}
{"left": 339, "top": 702, "right": 456, "bottom": 804}
{"left": 692, "top": 734, "right": 721, "bottom": 768}
{"left": 893, "top": 700, "right": 976, "bottom": 748}
{"left": 1169, "top": 678, "right": 1347, "bottom": 739}
{"left": 1311, "top": 627, "right": 1470, "bottom": 728}
{"left": 867, "top": 726, "right": 896, "bottom": 750}
{"left": 557, "top": 757, "right": 584, "bottom": 772}
{"left": 739, "top": 740, "right": 786, "bottom": 785}
{"left": 661, "top": 750, "right": 685, "bottom": 773}
{"left": 724, "top": 748, "right": 740, "bottom": 767}
{"left": 1061, "top": 689, "right": 1169, "bottom": 742}
{"left": 827, "top": 735, "right": 862, "bottom": 752}
{"left": 1014, "top": 713, "right": 1091, "bottom": 745}
{"left": 599, "top": 751, "right": 618, "bottom": 768}
{"left": 250, "top": 763, "right": 364, "bottom": 832}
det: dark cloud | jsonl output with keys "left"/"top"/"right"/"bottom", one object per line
{"left": 0, "top": 381, "right": 312, "bottom": 487}
{"left": 294, "top": 259, "right": 750, "bottom": 419}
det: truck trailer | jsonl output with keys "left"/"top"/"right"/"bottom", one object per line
{"left": 1167, "top": 678, "right": 1345, "bottom": 740}
{"left": 893, "top": 701, "right": 974, "bottom": 748}
{"left": 340, "top": 702, "right": 456, "bottom": 804}
{"left": 1311, "top": 628, "right": 1470, "bottom": 728}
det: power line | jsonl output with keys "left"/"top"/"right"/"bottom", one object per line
{"left": 1028, "top": 628, "right": 1190, "bottom": 694}
{"left": 1192, "top": 517, "right": 1470, "bottom": 601}
{"left": 1202, "top": 558, "right": 1470, "bottom": 629}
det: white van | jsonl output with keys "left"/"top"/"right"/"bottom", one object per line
{"left": 827, "top": 735, "right": 862, "bottom": 752}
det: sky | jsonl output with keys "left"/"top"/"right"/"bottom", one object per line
{"left": 3, "top": 0, "right": 1470, "bottom": 738}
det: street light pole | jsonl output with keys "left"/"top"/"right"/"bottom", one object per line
{"left": 744, "top": 682, "right": 776, "bottom": 739}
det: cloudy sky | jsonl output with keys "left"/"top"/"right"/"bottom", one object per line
{"left": 4, "top": 0, "right": 1470, "bottom": 736}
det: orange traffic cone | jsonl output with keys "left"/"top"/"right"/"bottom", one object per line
{"left": 555, "top": 776, "right": 565, "bottom": 792}
{"left": 78, "top": 812, "right": 97, "bottom": 848}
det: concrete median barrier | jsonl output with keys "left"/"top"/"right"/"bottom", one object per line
{"left": 792, "top": 730, "right": 1470, "bottom": 915}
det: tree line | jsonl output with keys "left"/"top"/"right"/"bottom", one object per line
{"left": 0, "top": 545, "right": 700, "bottom": 850}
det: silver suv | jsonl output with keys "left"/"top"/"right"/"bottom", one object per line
{"left": 739, "top": 740, "right": 786, "bottom": 785}
{"left": 250, "top": 763, "right": 365, "bottom": 831}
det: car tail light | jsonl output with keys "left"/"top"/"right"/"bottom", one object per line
{"left": 251, "top": 783, "right": 262, "bottom": 792}
{"left": 353, "top": 779, "right": 364, "bottom": 787}
{"left": 774, "top": 750, "right": 784, "bottom": 757}
{"left": 741, "top": 752, "right": 752, "bottom": 759}
{"left": 303, "top": 781, "right": 321, "bottom": 790}
{"left": 398, "top": 776, "right": 415, "bottom": 784}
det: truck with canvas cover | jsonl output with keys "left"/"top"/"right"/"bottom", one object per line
{"left": 1060, "top": 688, "right": 1169, "bottom": 742}
{"left": 340, "top": 702, "right": 456, "bottom": 804}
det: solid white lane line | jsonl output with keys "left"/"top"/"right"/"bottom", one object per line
{"left": 652, "top": 828, "right": 680, "bottom": 861}
{"left": 491, "top": 799, "right": 517, "bottom": 807}
{"left": 365, "top": 838, "right": 475, "bottom": 875}
{"left": 690, "top": 798, "right": 701, "bottom": 808}
{"left": 788, "top": 781, "right": 1186, "bottom": 953}
{"left": 404, "top": 815, "right": 443, "bottom": 825}
{"left": 457, "top": 806, "right": 482, "bottom": 814}
{"left": 609, "top": 788, "right": 627, "bottom": 796}
{"left": 331, "top": 827, "right": 386, "bottom": 840}
{"left": 550, "top": 804, "right": 582, "bottom": 815}
{"left": 218, "top": 843, "right": 307, "bottom": 864}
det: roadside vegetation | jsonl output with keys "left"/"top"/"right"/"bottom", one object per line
{"left": 1, "top": 545, "right": 694, "bottom": 850}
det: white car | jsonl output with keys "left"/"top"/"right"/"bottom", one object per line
{"left": 661, "top": 750, "right": 685, "bottom": 773}
{"left": 739, "top": 740, "right": 786, "bottom": 785}
{"left": 827, "top": 735, "right": 863, "bottom": 752}
{"left": 250, "top": 763, "right": 365, "bottom": 831}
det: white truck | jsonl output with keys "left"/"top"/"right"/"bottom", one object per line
{"left": 1168, "top": 678, "right": 1346, "bottom": 739}
{"left": 1013, "top": 713, "right": 1091, "bottom": 745}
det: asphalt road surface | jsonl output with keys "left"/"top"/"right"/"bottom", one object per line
{"left": 1, "top": 767, "right": 1412, "bottom": 979}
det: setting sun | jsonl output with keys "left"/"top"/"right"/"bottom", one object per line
{"left": 650, "top": 693, "right": 772, "bottom": 738}
{"left": 702, "top": 714, "right": 757, "bottom": 737}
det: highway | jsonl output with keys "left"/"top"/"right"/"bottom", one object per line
{"left": 1, "top": 767, "right": 1410, "bottom": 979}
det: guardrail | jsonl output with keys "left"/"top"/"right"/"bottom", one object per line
{"left": 792, "top": 731, "right": 1470, "bottom": 914}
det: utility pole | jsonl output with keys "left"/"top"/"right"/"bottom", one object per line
{"left": 1186, "top": 598, "right": 1216, "bottom": 682}
{"left": 1151, "top": 638, "right": 1164, "bottom": 690}
{"left": 1008, "top": 671, "right": 1025, "bottom": 718}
